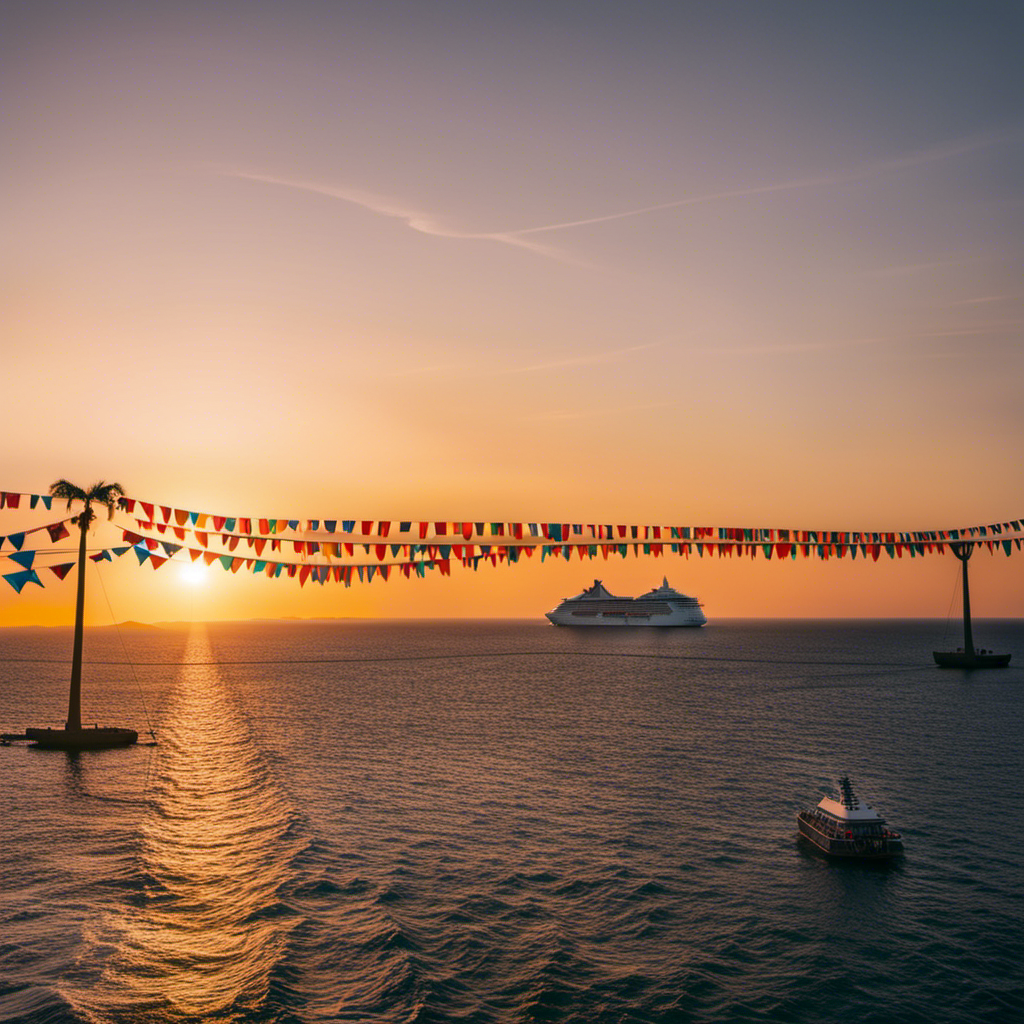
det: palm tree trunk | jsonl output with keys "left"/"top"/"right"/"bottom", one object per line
{"left": 66, "top": 504, "right": 90, "bottom": 730}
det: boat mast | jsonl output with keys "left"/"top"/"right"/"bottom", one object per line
{"left": 66, "top": 500, "right": 94, "bottom": 731}
{"left": 953, "top": 542, "right": 974, "bottom": 656}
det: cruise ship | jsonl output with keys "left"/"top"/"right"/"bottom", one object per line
{"left": 545, "top": 578, "right": 707, "bottom": 627}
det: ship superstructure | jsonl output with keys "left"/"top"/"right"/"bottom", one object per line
{"left": 797, "top": 777, "right": 904, "bottom": 859}
{"left": 545, "top": 578, "right": 706, "bottom": 627}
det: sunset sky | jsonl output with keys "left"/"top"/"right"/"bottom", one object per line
{"left": 2, "top": 1, "right": 1022, "bottom": 624}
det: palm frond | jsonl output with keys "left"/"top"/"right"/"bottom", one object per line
{"left": 89, "top": 481, "right": 126, "bottom": 519}
{"left": 49, "top": 479, "right": 126, "bottom": 518}
{"left": 49, "top": 479, "right": 87, "bottom": 509}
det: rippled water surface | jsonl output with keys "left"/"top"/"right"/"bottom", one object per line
{"left": 2, "top": 619, "right": 1022, "bottom": 1023}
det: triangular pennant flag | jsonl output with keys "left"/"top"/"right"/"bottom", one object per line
{"left": 90, "top": 550, "right": 113, "bottom": 562}
{"left": 134, "top": 546, "right": 152, "bottom": 565}
{"left": 9, "top": 550, "right": 36, "bottom": 569}
{"left": 8, "top": 532, "right": 26, "bottom": 551}
{"left": 3, "top": 569, "right": 42, "bottom": 593}
{"left": 47, "top": 522, "right": 71, "bottom": 543}
{"left": 49, "top": 563, "right": 75, "bottom": 580}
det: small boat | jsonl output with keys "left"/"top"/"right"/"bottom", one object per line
{"left": 797, "top": 777, "right": 903, "bottom": 860}
{"left": 24, "top": 725, "right": 138, "bottom": 750}
{"left": 933, "top": 542, "right": 1011, "bottom": 668}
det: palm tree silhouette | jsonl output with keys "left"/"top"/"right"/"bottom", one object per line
{"left": 49, "top": 480, "right": 125, "bottom": 730}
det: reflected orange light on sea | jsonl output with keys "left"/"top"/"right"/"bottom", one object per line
{"left": 70, "top": 626, "right": 302, "bottom": 1019}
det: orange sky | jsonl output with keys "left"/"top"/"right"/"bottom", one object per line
{"left": 2, "top": 4, "right": 1022, "bottom": 624}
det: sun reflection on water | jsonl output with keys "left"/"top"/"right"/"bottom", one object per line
{"left": 76, "top": 624, "right": 303, "bottom": 1021}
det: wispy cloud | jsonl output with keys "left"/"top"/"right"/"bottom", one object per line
{"left": 509, "top": 342, "right": 657, "bottom": 374}
{"left": 505, "top": 130, "right": 1015, "bottom": 238}
{"left": 386, "top": 342, "right": 659, "bottom": 379}
{"left": 714, "top": 317, "right": 1024, "bottom": 356}
{"left": 217, "top": 128, "right": 1015, "bottom": 262}
{"left": 223, "top": 169, "right": 575, "bottom": 263}
{"left": 865, "top": 256, "right": 984, "bottom": 279}
{"left": 524, "top": 400, "right": 672, "bottom": 422}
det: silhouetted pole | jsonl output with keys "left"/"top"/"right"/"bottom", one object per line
{"left": 954, "top": 542, "right": 974, "bottom": 656}
{"left": 66, "top": 502, "right": 94, "bottom": 730}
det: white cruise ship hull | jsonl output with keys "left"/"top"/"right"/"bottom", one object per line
{"left": 546, "top": 578, "right": 706, "bottom": 627}
{"left": 545, "top": 604, "right": 706, "bottom": 627}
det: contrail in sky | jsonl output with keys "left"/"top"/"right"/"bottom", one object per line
{"left": 506, "top": 131, "right": 1014, "bottom": 237}
{"left": 219, "top": 129, "right": 1014, "bottom": 259}
{"left": 223, "top": 170, "right": 571, "bottom": 261}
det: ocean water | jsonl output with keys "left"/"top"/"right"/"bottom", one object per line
{"left": 1, "top": 618, "right": 1022, "bottom": 1024}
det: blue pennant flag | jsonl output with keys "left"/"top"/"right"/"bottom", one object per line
{"left": 9, "top": 550, "right": 36, "bottom": 569}
{"left": 3, "top": 569, "right": 42, "bottom": 593}
{"left": 8, "top": 532, "right": 25, "bottom": 551}
{"left": 134, "top": 545, "right": 151, "bottom": 565}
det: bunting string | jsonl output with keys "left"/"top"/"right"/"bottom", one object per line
{"left": 1, "top": 488, "right": 1021, "bottom": 592}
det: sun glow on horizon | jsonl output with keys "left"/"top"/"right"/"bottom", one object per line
{"left": 178, "top": 562, "right": 208, "bottom": 588}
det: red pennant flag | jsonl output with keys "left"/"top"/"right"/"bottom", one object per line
{"left": 189, "top": 548, "right": 202, "bottom": 561}
{"left": 203, "top": 551, "right": 218, "bottom": 565}
{"left": 173, "top": 527, "right": 186, "bottom": 540}
{"left": 174, "top": 509, "right": 189, "bottom": 526}
{"left": 49, "top": 563, "right": 74, "bottom": 580}
{"left": 435, "top": 521, "right": 448, "bottom": 536}
{"left": 149, "top": 554, "right": 167, "bottom": 570}
{"left": 141, "top": 502, "right": 154, "bottom": 521}
{"left": 299, "top": 565, "right": 311, "bottom": 586}
{"left": 213, "top": 516, "right": 226, "bottom": 531}
{"left": 47, "top": 522, "right": 71, "bottom": 542}
{"left": 378, "top": 521, "right": 391, "bottom": 538}
{"left": 361, "top": 520, "right": 373, "bottom": 536}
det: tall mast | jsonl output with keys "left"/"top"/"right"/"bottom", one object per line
{"left": 66, "top": 501, "right": 93, "bottom": 730}
{"left": 954, "top": 542, "right": 974, "bottom": 656}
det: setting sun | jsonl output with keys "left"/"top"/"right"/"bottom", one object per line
{"left": 178, "top": 562, "right": 207, "bottom": 588}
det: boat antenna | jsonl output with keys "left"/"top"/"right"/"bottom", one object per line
{"left": 94, "top": 564, "right": 158, "bottom": 743}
